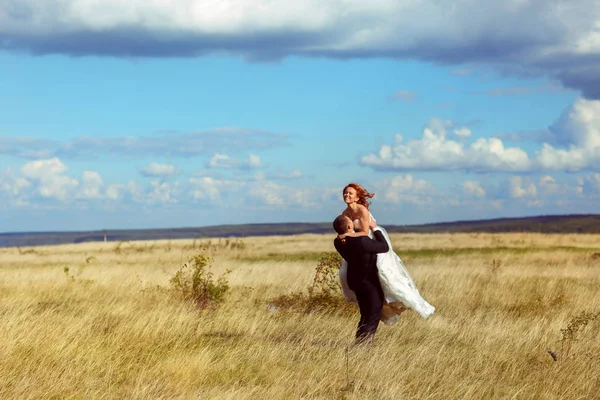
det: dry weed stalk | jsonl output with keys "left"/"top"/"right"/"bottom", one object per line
{"left": 558, "top": 311, "right": 599, "bottom": 360}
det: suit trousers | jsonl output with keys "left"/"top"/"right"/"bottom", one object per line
{"left": 354, "top": 280, "right": 384, "bottom": 343}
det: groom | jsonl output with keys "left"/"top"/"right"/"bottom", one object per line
{"left": 333, "top": 215, "right": 389, "bottom": 344}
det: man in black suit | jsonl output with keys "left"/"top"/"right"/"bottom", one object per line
{"left": 333, "top": 215, "right": 389, "bottom": 344}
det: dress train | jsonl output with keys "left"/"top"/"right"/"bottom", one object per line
{"left": 339, "top": 220, "right": 435, "bottom": 321}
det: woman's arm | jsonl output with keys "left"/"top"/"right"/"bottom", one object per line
{"left": 356, "top": 206, "right": 370, "bottom": 235}
{"left": 337, "top": 206, "right": 371, "bottom": 239}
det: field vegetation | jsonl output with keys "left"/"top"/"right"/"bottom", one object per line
{"left": 1, "top": 233, "right": 599, "bottom": 399}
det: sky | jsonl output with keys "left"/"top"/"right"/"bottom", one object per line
{"left": 1, "top": 0, "right": 600, "bottom": 233}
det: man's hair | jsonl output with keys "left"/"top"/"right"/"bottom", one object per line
{"left": 333, "top": 215, "right": 350, "bottom": 235}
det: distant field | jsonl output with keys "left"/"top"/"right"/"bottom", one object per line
{"left": 4, "top": 214, "right": 600, "bottom": 248}
{"left": 1, "top": 232, "right": 599, "bottom": 399}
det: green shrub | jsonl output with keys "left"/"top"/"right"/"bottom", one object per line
{"left": 309, "top": 252, "right": 344, "bottom": 297}
{"left": 268, "top": 252, "right": 356, "bottom": 315}
{"left": 170, "top": 251, "right": 231, "bottom": 310}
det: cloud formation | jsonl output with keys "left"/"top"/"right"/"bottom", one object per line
{"left": 362, "top": 99, "right": 600, "bottom": 173}
{"left": 206, "top": 153, "right": 261, "bottom": 170}
{"left": 507, "top": 176, "right": 537, "bottom": 200}
{"left": 4, "top": 154, "right": 600, "bottom": 232}
{"left": 1, "top": 1, "right": 599, "bottom": 96}
{"left": 188, "top": 174, "right": 320, "bottom": 208}
{"left": 141, "top": 162, "right": 179, "bottom": 177}
{"left": 463, "top": 181, "right": 485, "bottom": 198}
{"left": 361, "top": 118, "right": 532, "bottom": 172}
{"left": 0, "top": 168, "right": 30, "bottom": 205}
{"left": 2, "top": 157, "right": 126, "bottom": 204}
{"left": 78, "top": 170, "right": 104, "bottom": 199}
{"left": 374, "top": 175, "right": 437, "bottom": 205}
{"left": 0, "top": 127, "right": 289, "bottom": 159}
{"left": 20, "top": 157, "right": 79, "bottom": 200}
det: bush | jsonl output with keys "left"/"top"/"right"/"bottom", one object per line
{"left": 309, "top": 252, "right": 344, "bottom": 297}
{"left": 170, "top": 251, "right": 231, "bottom": 310}
{"left": 268, "top": 252, "right": 356, "bottom": 315}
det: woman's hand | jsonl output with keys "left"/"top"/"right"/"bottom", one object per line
{"left": 337, "top": 232, "right": 350, "bottom": 240}
{"left": 369, "top": 217, "right": 377, "bottom": 230}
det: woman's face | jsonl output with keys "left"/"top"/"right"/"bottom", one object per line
{"left": 343, "top": 187, "right": 358, "bottom": 204}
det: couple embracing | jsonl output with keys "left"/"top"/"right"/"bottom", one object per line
{"left": 333, "top": 183, "right": 435, "bottom": 344}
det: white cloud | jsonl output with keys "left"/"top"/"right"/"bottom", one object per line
{"left": 453, "top": 127, "right": 472, "bottom": 138}
{"left": 0, "top": 168, "right": 31, "bottom": 207}
{"left": 141, "top": 162, "right": 179, "bottom": 177}
{"left": 148, "top": 180, "right": 179, "bottom": 204}
{"left": 20, "top": 157, "right": 68, "bottom": 179}
{"left": 78, "top": 170, "right": 104, "bottom": 199}
{"left": 127, "top": 181, "right": 146, "bottom": 203}
{"left": 208, "top": 154, "right": 234, "bottom": 169}
{"left": 106, "top": 183, "right": 124, "bottom": 200}
{"left": 535, "top": 175, "right": 582, "bottom": 201}
{"left": 508, "top": 176, "right": 537, "bottom": 199}
{"left": 247, "top": 154, "right": 261, "bottom": 169}
{"left": 248, "top": 181, "right": 286, "bottom": 206}
{"left": 363, "top": 99, "right": 600, "bottom": 173}
{"left": 1, "top": 1, "right": 599, "bottom": 96}
{"left": 189, "top": 176, "right": 238, "bottom": 202}
{"left": 463, "top": 181, "right": 485, "bottom": 198}
{"left": 126, "top": 179, "right": 179, "bottom": 204}
{"left": 552, "top": 98, "right": 600, "bottom": 148}
{"left": 0, "top": 168, "right": 30, "bottom": 196}
{"left": 189, "top": 174, "right": 319, "bottom": 208}
{"left": 535, "top": 98, "right": 600, "bottom": 171}
{"left": 4, "top": 158, "right": 131, "bottom": 204}
{"left": 20, "top": 157, "right": 79, "bottom": 201}
{"left": 538, "top": 175, "right": 558, "bottom": 195}
{"left": 375, "top": 174, "right": 437, "bottom": 205}
{"left": 207, "top": 153, "right": 262, "bottom": 169}
{"left": 247, "top": 179, "right": 318, "bottom": 208}
{"left": 362, "top": 118, "right": 532, "bottom": 172}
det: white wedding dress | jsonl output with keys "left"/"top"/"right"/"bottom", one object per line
{"left": 339, "top": 214, "right": 435, "bottom": 321}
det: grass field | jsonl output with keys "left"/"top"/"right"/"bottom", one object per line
{"left": 1, "top": 233, "right": 599, "bottom": 399}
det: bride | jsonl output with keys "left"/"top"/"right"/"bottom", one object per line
{"left": 338, "top": 183, "right": 435, "bottom": 323}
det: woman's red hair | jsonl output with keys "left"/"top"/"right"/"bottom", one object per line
{"left": 344, "top": 183, "right": 375, "bottom": 209}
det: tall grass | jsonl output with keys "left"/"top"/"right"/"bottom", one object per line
{"left": 0, "top": 232, "right": 598, "bottom": 399}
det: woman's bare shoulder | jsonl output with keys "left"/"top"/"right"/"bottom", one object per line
{"left": 356, "top": 204, "right": 369, "bottom": 215}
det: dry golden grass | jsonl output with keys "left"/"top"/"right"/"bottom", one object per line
{"left": 1, "top": 233, "right": 599, "bottom": 399}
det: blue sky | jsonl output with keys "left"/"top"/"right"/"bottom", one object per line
{"left": 1, "top": 0, "right": 600, "bottom": 232}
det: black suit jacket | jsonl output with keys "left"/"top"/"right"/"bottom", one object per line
{"left": 334, "top": 230, "right": 389, "bottom": 292}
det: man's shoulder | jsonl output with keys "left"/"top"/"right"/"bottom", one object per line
{"left": 334, "top": 236, "right": 360, "bottom": 246}
{"left": 338, "top": 237, "right": 364, "bottom": 250}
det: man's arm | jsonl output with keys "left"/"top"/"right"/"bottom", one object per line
{"left": 361, "top": 230, "right": 389, "bottom": 254}
{"left": 334, "top": 238, "right": 347, "bottom": 259}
